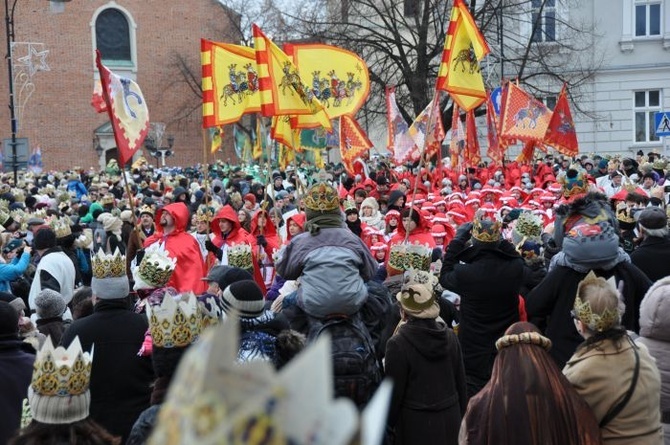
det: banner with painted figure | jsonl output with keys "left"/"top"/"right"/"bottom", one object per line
{"left": 543, "top": 84, "right": 578, "bottom": 157}
{"left": 201, "top": 39, "right": 261, "bottom": 128}
{"left": 285, "top": 43, "right": 370, "bottom": 129}
{"left": 385, "top": 86, "right": 415, "bottom": 165}
{"left": 407, "top": 97, "right": 445, "bottom": 161}
{"left": 499, "top": 82, "right": 553, "bottom": 143}
{"left": 253, "top": 24, "right": 331, "bottom": 130}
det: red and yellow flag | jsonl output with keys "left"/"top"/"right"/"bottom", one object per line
{"left": 449, "top": 104, "right": 465, "bottom": 169}
{"left": 286, "top": 43, "right": 369, "bottom": 129}
{"left": 516, "top": 140, "right": 537, "bottom": 164}
{"left": 340, "top": 115, "right": 373, "bottom": 175}
{"left": 253, "top": 25, "right": 331, "bottom": 130}
{"left": 499, "top": 82, "right": 552, "bottom": 143}
{"left": 436, "top": 0, "right": 490, "bottom": 111}
{"left": 201, "top": 39, "right": 260, "bottom": 128}
{"left": 464, "top": 109, "right": 481, "bottom": 168}
{"left": 271, "top": 116, "right": 300, "bottom": 150}
{"left": 543, "top": 84, "right": 578, "bottom": 157}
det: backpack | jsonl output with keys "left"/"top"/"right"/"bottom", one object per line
{"left": 306, "top": 312, "right": 383, "bottom": 408}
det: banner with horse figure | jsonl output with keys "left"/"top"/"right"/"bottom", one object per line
{"left": 499, "top": 82, "right": 552, "bottom": 143}
{"left": 285, "top": 43, "right": 370, "bottom": 129}
{"left": 201, "top": 39, "right": 261, "bottom": 128}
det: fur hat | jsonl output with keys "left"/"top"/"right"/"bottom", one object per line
{"left": 35, "top": 289, "right": 66, "bottom": 319}
{"left": 221, "top": 280, "right": 264, "bottom": 318}
{"left": 396, "top": 270, "right": 439, "bottom": 319}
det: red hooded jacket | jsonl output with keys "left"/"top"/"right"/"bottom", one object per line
{"left": 144, "top": 202, "right": 207, "bottom": 293}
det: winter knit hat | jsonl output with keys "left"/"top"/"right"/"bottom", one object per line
{"left": 28, "top": 337, "right": 93, "bottom": 424}
{"left": 0, "top": 300, "right": 19, "bottom": 339}
{"left": 35, "top": 289, "right": 66, "bottom": 319}
{"left": 563, "top": 223, "right": 619, "bottom": 267}
{"left": 221, "top": 280, "right": 265, "bottom": 318}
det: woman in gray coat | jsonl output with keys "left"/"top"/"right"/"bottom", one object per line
{"left": 638, "top": 276, "right": 670, "bottom": 444}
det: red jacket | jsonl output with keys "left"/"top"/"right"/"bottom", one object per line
{"left": 144, "top": 203, "right": 206, "bottom": 294}
{"left": 210, "top": 205, "right": 266, "bottom": 293}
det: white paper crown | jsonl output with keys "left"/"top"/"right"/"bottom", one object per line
{"left": 133, "top": 242, "right": 177, "bottom": 290}
{"left": 29, "top": 336, "right": 94, "bottom": 424}
{"left": 91, "top": 248, "right": 126, "bottom": 279}
{"left": 146, "top": 292, "right": 202, "bottom": 348}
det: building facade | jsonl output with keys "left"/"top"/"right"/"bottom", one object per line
{"left": 0, "top": 0, "right": 239, "bottom": 172}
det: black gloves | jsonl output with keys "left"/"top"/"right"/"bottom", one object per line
{"left": 454, "top": 222, "right": 473, "bottom": 242}
{"left": 256, "top": 235, "right": 267, "bottom": 248}
{"left": 205, "top": 239, "right": 219, "bottom": 254}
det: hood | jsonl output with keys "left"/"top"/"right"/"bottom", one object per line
{"left": 640, "top": 276, "right": 670, "bottom": 342}
{"left": 396, "top": 205, "right": 431, "bottom": 237}
{"left": 156, "top": 202, "right": 190, "bottom": 234}
{"left": 398, "top": 319, "right": 450, "bottom": 359}
{"left": 211, "top": 205, "right": 241, "bottom": 238}
{"left": 286, "top": 212, "right": 306, "bottom": 241}
{"left": 250, "top": 209, "right": 277, "bottom": 237}
{"left": 360, "top": 197, "right": 379, "bottom": 213}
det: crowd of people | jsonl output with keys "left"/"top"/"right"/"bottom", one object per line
{"left": 0, "top": 148, "right": 669, "bottom": 444}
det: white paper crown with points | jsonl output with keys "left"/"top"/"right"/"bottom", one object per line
{"left": 28, "top": 336, "right": 94, "bottom": 424}
{"left": 148, "top": 315, "right": 392, "bottom": 445}
{"left": 49, "top": 217, "right": 72, "bottom": 239}
{"left": 91, "top": 248, "right": 129, "bottom": 300}
{"left": 146, "top": 292, "right": 202, "bottom": 348}
{"left": 132, "top": 242, "right": 176, "bottom": 290}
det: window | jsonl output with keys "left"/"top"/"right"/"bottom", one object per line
{"left": 542, "top": 95, "right": 557, "bottom": 110}
{"left": 634, "top": 90, "right": 661, "bottom": 143}
{"left": 95, "top": 9, "right": 131, "bottom": 62}
{"left": 635, "top": 1, "right": 661, "bottom": 37}
{"left": 531, "top": 0, "right": 556, "bottom": 42}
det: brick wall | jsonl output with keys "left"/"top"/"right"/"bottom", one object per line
{"left": 0, "top": 0, "right": 239, "bottom": 172}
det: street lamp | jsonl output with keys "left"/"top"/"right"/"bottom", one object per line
{"left": 4, "top": 0, "right": 70, "bottom": 184}
{"left": 144, "top": 134, "right": 174, "bottom": 167}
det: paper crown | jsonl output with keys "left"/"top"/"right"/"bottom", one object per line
{"left": 195, "top": 205, "right": 216, "bottom": 223}
{"left": 558, "top": 166, "right": 589, "bottom": 199}
{"left": 512, "top": 211, "right": 543, "bottom": 245}
{"left": 49, "top": 217, "right": 72, "bottom": 239}
{"left": 227, "top": 243, "right": 254, "bottom": 271}
{"left": 472, "top": 211, "right": 502, "bottom": 243}
{"left": 101, "top": 194, "right": 115, "bottom": 205}
{"left": 388, "top": 242, "right": 433, "bottom": 273}
{"left": 197, "top": 294, "right": 224, "bottom": 329}
{"left": 91, "top": 248, "right": 126, "bottom": 279}
{"left": 303, "top": 182, "right": 340, "bottom": 212}
{"left": 573, "top": 271, "right": 620, "bottom": 332}
{"left": 616, "top": 202, "right": 635, "bottom": 225}
{"left": 139, "top": 205, "right": 154, "bottom": 217}
{"left": 146, "top": 292, "right": 202, "bottom": 348}
{"left": 29, "top": 336, "right": 93, "bottom": 424}
{"left": 133, "top": 242, "right": 176, "bottom": 290}
{"left": 343, "top": 196, "right": 357, "bottom": 213}
{"left": 148, "top": 315, "right": 392, "bottom": 445}
{"left": 0, "top": 198, "right": 10, "bottom": 210}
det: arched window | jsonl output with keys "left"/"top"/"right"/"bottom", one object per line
{"left": 95, "top": 8, "right": 131, "bottom": 62}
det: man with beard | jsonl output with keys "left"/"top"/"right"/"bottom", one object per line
{"left": 125, "top": 205, "right": 156, "bottom": 283}
{"left": 144, "top": 202, "right": 206, "bottom": 293}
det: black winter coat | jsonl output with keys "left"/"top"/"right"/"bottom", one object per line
{"left": 385, "top": 318, "right": 467, "bottom": 445}
{"left": 630, "top": 236, "right": 670, "bottom": 283}
{"left": 440, "top": 239, "right": 524, "bottom": 396}
{"left": 0, "top": 339, "right": 34, "bottom": 445}
{"left": 60, "top": 299, "right": 154, "bottom": 444}
{"left": 526, "top": 262, "right": 652, "bottom": 368}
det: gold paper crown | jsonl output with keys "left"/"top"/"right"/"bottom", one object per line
{"left": 616, "top": 202, "right": 635, "bottom": 224}
{"left": 101, "top": 194, "right": 115, "bottom": 205}
{"left": 195, "top": 205, "right": 216, "bottom": 223}
{"left": 198, "top": 295, "right": 223, "bottom": 329}
{"left": 91, "top": 248, "right": 126, "bottom": 279}
{"left": 0, "top": 198, "right": 9, "bottom": 210}
{"left": 31, "top": 336, "right": 93, "bottom": 397}
{"left": 573, "top": 271, "right": 620, "bottom": 332}
{"left": 31, "top": 208, "right": 47, "bottom": 221}
{"left": 472, "top": 212, "right": 502, "bottom": 243}
{"left": 558, "top": 166, "right": 589, "bottom": 199}
{"left": 135, "top": 242, "right": 176, "bottom": 289}
{"left": 139, "top": 205, "right": 154, "bottom": 217}
{"left": 343, "top": 196, "right": 357, "bottom": 213}
{"left": 303, "top": 182, "right": 340, "bottom": 212}
{"left": 147, "top": 292, "right": 202, "bottom": 348}
{"left": 49, "top": 217, "right": 72, "bottom": 239}
{"left": 227, "top": 243, "right": 254, "bottom": 271}
{"left": 0, "top": 208, "right": 11, "bottom": 227}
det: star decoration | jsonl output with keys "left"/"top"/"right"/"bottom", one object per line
{"left": 15, "top": 44, "right": 50, "bottom": 78}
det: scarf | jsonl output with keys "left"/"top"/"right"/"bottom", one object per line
{"left": 549, "top": 247, "right": 630, "bottom": 274}
{"left": 304, "top": 211, "right": 343, "bottom": 235}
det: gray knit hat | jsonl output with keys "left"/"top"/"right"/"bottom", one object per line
{"left": 35, "top": 289, "right": 66, "bottom": 319}
{"left": 221, "top": 280, "right": 264, "bottom": 318}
